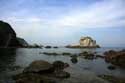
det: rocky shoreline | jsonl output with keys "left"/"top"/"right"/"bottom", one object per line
{"left": 13, "top": 60, "right": 70, "bottom": 83}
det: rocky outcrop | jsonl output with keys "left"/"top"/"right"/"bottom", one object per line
{"left": 0, "top": 20, "right": 28, "bottom": 47}
{"left": 79, "top": 36, "right": 98, "bottom": 47}
{"left": 13, "top": 60, "right": 70, "bottom": 83}
{"left": 17, "top": 37, "right": 28, "bottom": 47}
{"left": 66, "top": 36, "right": 100, "bottom": 48}
{"left": 104, "top": 50, "right": 125, "bottom": 68}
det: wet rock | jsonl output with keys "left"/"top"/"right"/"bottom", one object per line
{"left": 23, "top": 60, "right": 54, "bottom": 73}
{"left": 98, "top": 75, "right": 125, "bottom": 83}
{"left": 79, "top": 52, "right": 95, "bottom": 60}
{"left": 53, "top": 46, "right": 58, "bottom": 48}
{"left": 62, "top": 52, "right": 71, "bottom": 55}
{"left": 104, "top": 50, "right": 125, "bottom": 68}
{"left": 96, "top": 55, "right": 105, "bottom": 59}
{"left": 42, "top": 52, "right": 59, "bottom": 56}
{"left": 53, "top": 61, "right": 69, "bottom": 71}
{"left": 107, "top": 65, "right": 116, "bottom": 70}
{"left": 79, "top": 51, "right": 89, "bottom": 56}
{"left": 13, "top": 73, "right": 56, "bottom": 83}
{"left": 45, "top": 46, "right": 52, "bottom": 49}
{"left": 13, "top": 60, "right": 70, "bottom": 83}
{"left": 54, "top": 71, "right": 70, "bottom": 79}
{"left": 70, "top": 57, "right": 78, "bottom": 64}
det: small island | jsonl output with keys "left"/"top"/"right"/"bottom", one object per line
{"left": 66, "top": 36, "right": 100, "bottom": 48}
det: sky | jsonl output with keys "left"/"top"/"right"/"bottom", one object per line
{"left": 0, "top": 0, "right": 125, "bottom": 47}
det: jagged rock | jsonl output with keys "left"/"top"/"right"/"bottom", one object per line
{"left": 79, "top": 36, "right": 98, "bottom": 47}
{"left": 66, "top": 36, "right": 100, "bottom": 48}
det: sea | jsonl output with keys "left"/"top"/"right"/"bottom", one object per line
{"left": 0, "top": 47, "right": 125, "bottom": 83}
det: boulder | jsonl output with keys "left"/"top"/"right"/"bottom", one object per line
{"left": 13, "top": 60, "right": 70, "bottom": 83}
{"left": 23, "top": 60, "right": 54, "bottom": 73}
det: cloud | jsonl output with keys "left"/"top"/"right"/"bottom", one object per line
{"left": 52, "top": 0, "right": 125, "bottom": 28}
{"left": 0, "top": 0, "right": 125, "bottom": 46}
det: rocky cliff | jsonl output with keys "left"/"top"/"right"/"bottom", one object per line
{"left": 0, "top": 20, "right": 28, "bottom": 47}
{"left": 79, "top": 37, "right": 99, "bottom": 47}
{"left": 66, "top": 36, "right": 100, "bottom": 48}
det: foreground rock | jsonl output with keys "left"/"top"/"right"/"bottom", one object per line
{"left": 0, "top": 20, "right": 28, "bottom": 47}
{"left": 13, "top": 60, "right": 70, "bottom": 83}
{"left": 98, "top": 75, "right": 125, "bottom": 83}
{"left": 23, "top": 60, "right": 54, "bottom": 73}
{"left": 104, "top": 50, "right": 125, "bottom": 68}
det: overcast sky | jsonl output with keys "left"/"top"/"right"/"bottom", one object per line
{"left": 0, "top": 0, "right": 125, "bottom": 47}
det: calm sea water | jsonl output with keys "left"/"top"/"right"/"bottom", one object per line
{"left": 0, "top": 47, "right": 125, "bottom": 83}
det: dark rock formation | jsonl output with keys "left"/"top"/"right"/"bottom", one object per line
{"left": 13, "top": 60, "right": 70, "bottom": 83}
{"left": 17, "top": 37, "right": 28, "bottom": 47}
{"left": 0, "top": 21, "right": 28, "bottom": 47}
{"left": 23, "top": 60, "right": 54, "bottom": 73}
{"left": 104, "top": 50, "right": 125, "bottom": 68}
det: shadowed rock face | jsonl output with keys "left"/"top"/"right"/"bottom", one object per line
{"left": 0, "top": 21, "right": 27, "bottom": 47}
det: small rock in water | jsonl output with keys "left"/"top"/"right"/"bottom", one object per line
{"left": 53, "top": 61, "right": 69, "bottom": 70}
{"left": 107, "top": 65, "right": 116, "bottom": 70}
{"left": 71, "top": 57, "right": 78, "bottom": 64}
{"left": 45, "top": 46, "right": 52, "bottom": 48}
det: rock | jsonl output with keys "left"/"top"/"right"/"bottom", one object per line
{"left": 53, "top": 46, "right": 58, "bottom": 48}
{"left": 96, "top": 55, "right": 105, "bottom": 59}
{"left": 62, "top": 52, "right": 71, "bottom": 55}
{"left": 42, "top": 52, "right": 59, "bottom": 56}
{"left": 13, "top": 60, "right": 70, "bottom": 83}
{"left": 104, "top": 50, "right": 125, "bottom": 68}
{"left": 107, "top": 65, "right": 116, "bottom": 70}
{"left": 52, "top": 61, "right": 69, "bottom": 71}
{"left": 54, "top": 71, "right": 70, "bottom": 78}
{"left": 16, "top": 37, "right": 28, "bottom": 47}
{"left": 79, "top": 36, "right": 99, "bottom": 47}
{"left": 45, "top": 46, "right": 52, "bottom": 48}
{"left": 98, "top": 75, "right": 125, "bottom": 83}
{"left": 66, "top": 36, "right": 100, "bottom": 48}
{"left": 70, "top": 57, "right": 78, "bottom": 64}
{"left": 13, "top": 73, "right": 56, "bottom": 83}
{"left": 23, "top": 60, "right": 54, "bottom": 73}
{"left": 0, "top": 20, "right": 28, "bottom": 47}
{"left": 79, "top": 51, "right": 95, "bottom": 60}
